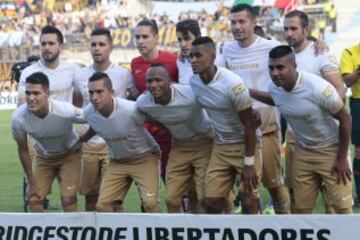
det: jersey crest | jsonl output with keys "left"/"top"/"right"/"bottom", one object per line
{"left": 322, "top": 85, "right": 334, "bottom": 98}
{"left": 232, "top": 83, "right": 246, "bottom": 96}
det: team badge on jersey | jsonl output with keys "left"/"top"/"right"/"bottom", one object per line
{"left": 322, "top": 85, "right": 334, "bottom": 98}
{"left": 232, "top": 83, "right": 245, "bottom": 95}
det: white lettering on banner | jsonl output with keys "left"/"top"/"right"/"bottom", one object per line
{"left": 0, "top": 91, "right": 17, "bottom": 110}
{"left": 0, "top": 213, "right": 359, "bottom": 240}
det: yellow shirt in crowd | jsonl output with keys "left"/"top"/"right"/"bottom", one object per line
{"left": 340, "top": 43, "right": 360, "bottom": 98}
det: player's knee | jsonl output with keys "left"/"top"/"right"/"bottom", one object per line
{"left": 61, "top": 196, "right": 77, "bottom": 212}
{"left": 223, "top": 195, "right": 234, "bottom": 213}
{"left": 204, "top": 197, "right": 224, "bottom": 214}
{"left": 273, "top": 202, "right": 290, "bottom": 214}
{"left": 96, "top": 199, "right": 123, "bottom": 212}
{"left": 142, "top": 194, "right": 160, "bottom": 213}
{"left": 333, "top": 207, "right": 352, "bottom": 214}
{"left": 294, "top": 208, "right": 313, "bottom": 214}
{"left": 269, "top": 187, "right": 290, "bottom": 214}
{"left": 165, "top": 194, "right": 182, "bottom": 213}
{"left": 241, "top": 195, "right": 260, "bottom": 214}
{"left": 96, "top": 202, "right": 115, "bottom": 212}
{"left": 28, "top": 197, "right": 44, "bottom": 212}
{"left": 85, "top": 195, "right": 98, "bottom": 211}
{"left": 113, "top": 200, "right": 124, "bottom": 212}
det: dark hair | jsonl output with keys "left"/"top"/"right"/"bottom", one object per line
{"left": 176, "top": 19, "right": 201, "bottom": 38}
{"left": 136, "top": 18, "right": 159, "bottom": 35}
{"left": 89, "top": 72, "right": 113, "bottom": 90}
{"left": 285, "top": 10, "right": 309, "bottom": 28}
{"left": 25, "top": 72, "right": 50, "bottom": 90}
{"left": 40, "top": 25, "right": 64, "bottom": 44}
{"left": 150, "top": 63, "right": 169, "bottom": 71}
{"left": 91, "top": 28, "right": 113, "bottom": 43}
{"left": 254, "top": 25, "right": 266, "bottom": 38}
{"left": 230, "top": 4, "right": 256, "bottom": 20}
{"left": 269, "top": 45, "right": 294, "bottom": 59}
{"left": 192, "top": 36, "right": 215, "bottom": 49}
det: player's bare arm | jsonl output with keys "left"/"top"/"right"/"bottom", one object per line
{"left": 331, "top": 107, "right": 352, "bottom": 185}
{"left": 248, "top": 89, "right": 275, "bottom": 106}
{"left": 238, "top": 107, "right": 257, "bottom": 189}
{"left": 342, "top": 69, "right": 360, "bottom": 87}
{"left": 73, "top": 86, "right": 83, "bottom": 108}
{"left": 16, "top": 138, "right": 40, "bottom": 200}
{"left": 79, "top": 127, "right": 96, "bottom": 143}
{"left": 322, "top": 70, "right": 346, "bottom": 99}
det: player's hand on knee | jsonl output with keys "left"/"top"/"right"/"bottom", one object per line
{"left": 331, "top": 159, "right": 352, "bottom": 185}
{"left": 241, "top": 166, "right": 258, "bottom": 190}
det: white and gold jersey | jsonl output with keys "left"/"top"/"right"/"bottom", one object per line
{"left": 74, "top": 64, "right": 135, "bottom": 144}
{"left": 216, "top": 37, "right": 280, "bottom": 134}
{"left": 84, "top": 97, "right": 159, "bottom": 160}
{"left": 190, "top": 67, "right": 252, "bottom": 144}
{"left": 12, "top": 99, "right": 85, "bottom": 158}
{"left": 176, "top": 58, "right": 193, "bottom": 85}
{"left": 74, "top": 63, "right": 135, "bottom": 105}
{"left": 137, "top": 84, "right": 211, "bottom": 141}
{"left": 18, "top": 60, "right": 78, "bottom": 103}
{"left": 295, "top": 41, "right": 339, "bottom": 76}
{"left": 269, "top": 71, "right": 343, "bottom": 149}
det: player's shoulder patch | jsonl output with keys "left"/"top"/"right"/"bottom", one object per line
{"left": 232, "top": 83, "right": 246, "bottom": 96}
{"left": 322, "top": 85, "right": 334, "bottom": 98}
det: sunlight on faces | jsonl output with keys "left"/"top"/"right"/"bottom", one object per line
{"left": 40, "top": 33, "right": 62, "bottom": 63}
{"left": 230, "top": 10, "right": 256, "bottom": 42}
{"left": 146, "top": 66, "right": 171, "bottom": 101}
{"left": 177, "top": 31, "right": 197, "bottom": 58}
{"left": 88, "top": 79, "right": 114, "bottom": 111}
{"left": 135, "top": 26, "right": 159, "bottom": 56}
{"left": 25, "top": 84, "right": 49, "bottom": 113}
{"left": 190, "top": 44, "right": 215, "bottom": 75}
{"left": 90, "top": 35, "right": 112, "bottom": 64}
{"left": 284, "top": 16, "right": 309, "bottom": 48}
{"left": 268, "top": 55, "right": 297, "bottom": 91}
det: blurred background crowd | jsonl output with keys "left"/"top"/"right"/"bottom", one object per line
{"left": 0, "top": 0, "right": 337, "bottom": 48}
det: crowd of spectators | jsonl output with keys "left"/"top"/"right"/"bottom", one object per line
{"left": 0, "top": 0, "right": 334, "bottom": 48}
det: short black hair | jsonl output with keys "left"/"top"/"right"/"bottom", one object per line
{"left": 89, "top": 72, "right": 113, "bottom": 90}
{"left": 192, "top": 36, "right": 215, "bottom": 49}
{"left": 40, "top": 25, "right": 64, "bottom": 44}
{"left": 285, "top": 10, "right": 309, "bottom": 28}
{"left": 136, "top": 18, "right": 159, "bottom": 35}
{"left": 148, "top": 63, "right": 171, "bottom": 81}
{"left": 26, "top": 72, "right": 50, "bottom": 90}
{"left": 230, "top": 4, "right": 256, "bottom": 20}
{"left": 269, "top": 45, "right": 295, "bottom": 60}
{"left": 254, "top": 25, "right": 266, "bottom": 38}
{"left": 150, "top": 63, "right": 169, "bottom": 72}
{"left": 176, "top": 19, "right": 201, "bottom": 38}
{"left": 91, "top": 28, "right": 113, "bottom": 44}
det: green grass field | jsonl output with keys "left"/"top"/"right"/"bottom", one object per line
{"left": 0, "top": 109, "right": 357, "bottom": 213}
{"left": 0, "top": 109, "right": 167, "bottom": 212}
